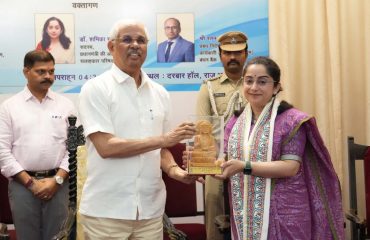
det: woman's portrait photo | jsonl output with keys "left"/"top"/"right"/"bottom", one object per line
{"left": 35, "top": 14, "right": 75, "bottom": 64}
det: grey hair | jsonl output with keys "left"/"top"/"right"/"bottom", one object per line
{"left": 108, "top": 19, "right": 149, "bottom": 41}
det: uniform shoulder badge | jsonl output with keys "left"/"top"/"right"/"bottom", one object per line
{"left": 203, "top": 75, "right": 221, "bottom": 84}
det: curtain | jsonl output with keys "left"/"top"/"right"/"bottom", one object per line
{"left": 269, "top": 0, "right": 370, "bottom": 236}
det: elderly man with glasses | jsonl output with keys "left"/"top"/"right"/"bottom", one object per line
{"left": 78, "top": 19, "right": 197, "bottom": 239}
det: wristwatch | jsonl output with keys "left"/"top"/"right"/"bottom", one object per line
{"left": 243, "top": 161, "right": 252, "bottom": 175}
{"left": 55, "top": 175, "right": 64, "bottom": 185}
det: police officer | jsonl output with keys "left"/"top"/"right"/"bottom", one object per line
{"left": 196, "top": 31, "right": 248, "bottom": 240}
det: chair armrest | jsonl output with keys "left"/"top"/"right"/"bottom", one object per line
{"left": 0, "top": 223, "right": 9, "bottom": 240}
{"left": 163, "top": 213, "right": 187, "bottom": 240}
{"left": 345, "top": 209, "right": 364, "bottom": 224}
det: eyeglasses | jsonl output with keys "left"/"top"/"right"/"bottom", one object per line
{"left": 243, "top": 77, "right": 276, "bottom": 87}
{"left": 164, "top": 26, "right": 179, "bottom": 30}
{"left": 34, "top": 69, "right": 55, "bottom": 76}
{"left": 113, "top": 36, "right": 148, "bottom": 45}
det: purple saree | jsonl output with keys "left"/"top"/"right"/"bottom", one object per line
{"left": 225, "top": 102, "right": 344, "bottom": 240}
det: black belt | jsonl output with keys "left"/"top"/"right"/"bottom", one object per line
{"left": 26, "top": 169, "right": 58, "bottom": 178}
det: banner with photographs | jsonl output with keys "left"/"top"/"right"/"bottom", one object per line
{"left": 0, "top": 0, "right": 268, "bottom": 93}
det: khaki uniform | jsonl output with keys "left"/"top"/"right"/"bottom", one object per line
{"left": 196, "top": 72, "right": 246, "bottom": 240}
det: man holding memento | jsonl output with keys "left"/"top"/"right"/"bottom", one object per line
{"left": 78, "top": 19, "right": 196, "bottom": 239}
{"left": 196, "top": 31, "right": 248, "bottom": 240}
{"left": 0, "top": 50, "right": 75, "bottom": 240}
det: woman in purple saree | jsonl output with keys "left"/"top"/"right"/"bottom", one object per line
{"left": 215, "top": 56, "right": 344, "bottom": 239}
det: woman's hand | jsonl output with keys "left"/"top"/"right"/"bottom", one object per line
{"left": 214, "top": 159, "right": 244, "bottom": 180}
{"left": 215, "top": 159, "right": 301, "bottom": 179}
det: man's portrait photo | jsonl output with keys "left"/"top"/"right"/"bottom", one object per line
{"left": 157, "top": 14, "right": 195, "bottom": 63}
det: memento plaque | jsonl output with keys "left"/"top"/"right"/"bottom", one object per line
{"left": 187, "top": 115, "right": 224, "bottom": 175}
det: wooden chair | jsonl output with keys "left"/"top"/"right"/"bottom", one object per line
{"left": 0, "top": 173, "right": 16, "bottom": 240}
{"left": 163, "top": 143, "right": 206, "bottom": 240}
{"left": 345, "top": 136, "right": 370, "bottom": 239}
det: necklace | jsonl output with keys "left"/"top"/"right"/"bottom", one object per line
{"left": 251, "top": 112, "right": 258, "bottom": 125}
{"left": 251, "top": 117, "right": 257, "bottom": 125}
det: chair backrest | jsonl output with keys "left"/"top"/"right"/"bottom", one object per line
{"left": 0, "top": 174, "right": 12, "bottom": 224}
{"left": 163, "top": 143, "right": 206, "bottom": 240}
{"left": 163, "top": 143, "right": 202, "bottom": 217}
{"left": 0, "top": 173, "right": 17, "bottom": 240}
{"left": 347, "top": 136, "right": 370, "bottom": 239}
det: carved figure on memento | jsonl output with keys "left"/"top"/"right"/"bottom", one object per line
{"left": 191, "top": 120, "right": 217, "bottom": 166}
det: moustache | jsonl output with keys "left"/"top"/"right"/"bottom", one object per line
{"left": 227, "top": 60, "right": 240, "bottom": 66}
{"left": 40, "top": 79, "right": 53, "bottom": 84}
{"left": 128, "top": 49, "right": 140, "bottom": 56}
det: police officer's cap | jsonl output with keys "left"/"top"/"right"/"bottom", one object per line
{"left": 217, "top": 31, "right": 248, "bottom": 51}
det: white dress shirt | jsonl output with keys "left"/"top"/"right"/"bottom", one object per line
{"left": 78, "top": 64, "right": 171, "bottom": 220}
{"left": 0, "top": 87, "right": 75, "bottom": 178}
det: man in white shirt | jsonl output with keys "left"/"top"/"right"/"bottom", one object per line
{"left": 78, "top": 19, "right": 196, "bottom": 239}
{"left": 0, "top": 50, "right": 75, "bottom": 240}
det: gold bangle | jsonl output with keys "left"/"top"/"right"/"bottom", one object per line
{"left": 167, "top": 164, "right": 178, "bottom": 173}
